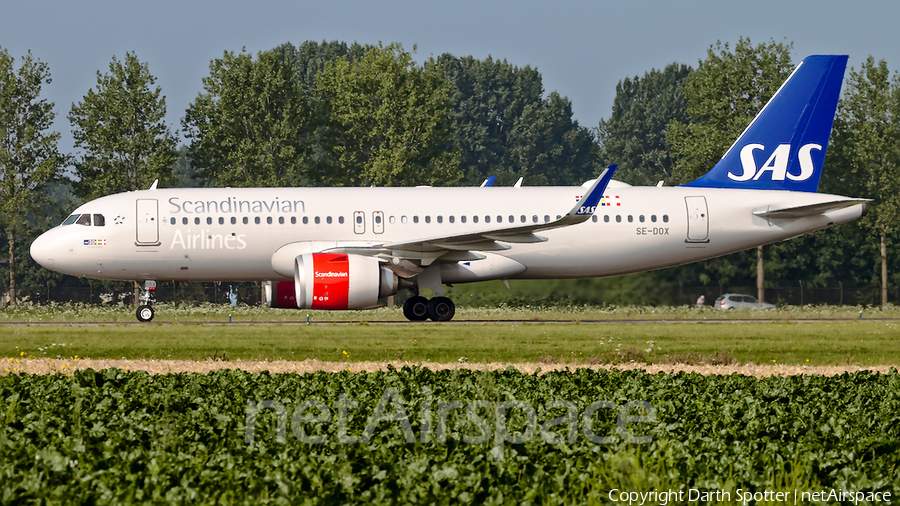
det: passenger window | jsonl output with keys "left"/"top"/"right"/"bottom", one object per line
{"left": 267, "top": 217, "right": 273, "bottom": 224}
{"left": 532, "top": 215, "right": 538, "bottom": 223}
{"left": 303, "top": 217, "right": 309, "bottom": 224}
{"left": 315, "top": 217, "right": 321, "bottom": 224}
{"left": 627, "top": 215, "right": 633, "bottom": 223}
{"left": 544, "top": 215, "right": 550, "bottom": 223}
{"left": 437, "top": 216, "right": 443, "bottom": 224}
{"left": 62, "top": 214, "right": 80, "bottom": 226}
{"left": 290, "top": 217, "right": 296, "bottom": 225}
{"left": 401, "top": 216, "right": 408, "bottom": 224}
{"left": 231, "top": 217, "right": 236, "bottom": 225}
{"left": 484, "top": 216, "right": 490, "bottom": 224}
{"left": 651, "top": 215, "right": 657, "bottom": 223}
{"left": 639, "top": 215, "right": 645, "bottom": 223}
{"left": 93, "top": 214, "right": 105, "bottom": 226}
{"left": 243, "top": 217, "right": 248, "bottom": 225}
{"left": 556, "top": 215, "right": 561, "bottom": 220}
{"left": 508, "top": 215, "right": 513, "bottom": 223}
{"left": 389, "top": 216, "right": 396, "bottom": 224}
{"left": 278, "top": 216, "right": 284, "bottom": 224}
{"left": 592, "top": 215, "right": 598, "bottom": 223}
{"left": 255, "top": 217, "right": 261, "bottom": 224}
{"left": 604, "top": 215, "right": 610, "bottom": 223}
{"left": 338, "top": 216, "right": 344, "bottom": 224}
{"left": 616, "top": 215, "right": 622, "bottom": 223}
{"left": 473, "top": 216, "right": 479, "bottom": 224}
{"left": 449, "top": 216, "right": 455, "bottom": 223}
{"left": 425, "top": 216, "right": 431, "bottom": 224}
{"left": 219, "top": 217, "right": 225, "bottom": 225}
{"left": 76, "top": 214, "right": 91, "bottom": 226}
{"left": 183, "top": 217, "right": 189, "bottom": 225}
{"left": 193, "top": 217, "right": 199, "bottom": 225}
{"left": 663, "top": 215, "right": 669, "bottom": 223}
{"left": 413, "top": 216, "right": 419, "bottom": 224}
{"left": 207, "top": 217, "right": 213, "bottom": 225}
{"left": 170, "top": 218, "right": 176, "bottom": 225}
{"left": 461, "top": 216, "right": 467, "bottom": 223}
{"left": 520, "top": 215, "right": 526, "bottom": 223}
{"left": 326, "top": 216, "right": 332, "bottom": 224}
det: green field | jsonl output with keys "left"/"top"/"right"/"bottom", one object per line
{"left": 3, "top": 305, "right": 899, "bottom": 503}
{"left": 2, "top": 301, "right": 898, "bottom": 323}
{"left": 2, "top": 367, "right": 897, "bottom": 503}
{"left": 2, "top": 318, "right": 899, "bottom": 366}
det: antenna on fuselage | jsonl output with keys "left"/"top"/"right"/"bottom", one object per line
{"left": 148, "top": 179, "right": 159, "bottom": 190}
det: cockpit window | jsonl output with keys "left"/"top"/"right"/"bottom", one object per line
{"left": 75, "top": 214, "right": 92, "bottom": 226}
{"left": 62, "top": 214, "right": 79, "bottom": 225}
{"left": 93, "top": 214, "right": 105, "bottom": 227}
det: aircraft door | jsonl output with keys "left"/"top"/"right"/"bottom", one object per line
{"left": 353, "top": 211, "right": 365, "bottom": 234}
{"left": 684, "top": 196, "right": 710, "bottom": 243}
{"left": 373, "top": 211, "right": 384, "bottom": 234}
{"left": 136, "top": 199, "right": 160, "bottom": 246}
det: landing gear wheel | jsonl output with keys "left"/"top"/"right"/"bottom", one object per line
{"left": 403, "top": 296, "right": 429, "bottom": 321}
{"left": 136, "top": 305, "right": 155, "bottom": 322}
{"left": 427, "top": 296, "right": 455, "bottom": 322}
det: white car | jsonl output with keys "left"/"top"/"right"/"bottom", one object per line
{"left": 713, "top": 294, "right": 776, "bottom": 310}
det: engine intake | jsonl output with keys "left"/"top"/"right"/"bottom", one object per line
{"left": 267, "top": 253, "right": 397, "bottom": 310}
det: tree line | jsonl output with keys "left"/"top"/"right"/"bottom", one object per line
{"left": 1, "top": 38, "right": 898, "bottom": 307}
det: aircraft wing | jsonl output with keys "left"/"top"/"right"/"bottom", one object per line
{"left": 379, "top": 166, "right": 615, "bottom": 252}
{"left": 326, "top": 166, "right": 615, "bottom": 267}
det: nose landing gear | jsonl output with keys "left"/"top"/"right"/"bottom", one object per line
{"left": 135, "top": 280, "right": 156, "bottom": 322}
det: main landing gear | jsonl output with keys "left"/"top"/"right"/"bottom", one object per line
{"left": 403, "top": 295, "right": 455, "bottom": 322}
{"left": 135, "top": 280, "right": 157, "bottom": 322}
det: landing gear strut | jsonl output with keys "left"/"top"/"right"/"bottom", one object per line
{"left": 135, "top": 280, "right": 157, "bottom": 322}
{"left": 403, "top": 294, "right": 455, "bottom": 322}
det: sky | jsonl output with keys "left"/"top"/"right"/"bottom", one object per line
{"left": 3, "top": 0, "right": 900, "bottom": 158}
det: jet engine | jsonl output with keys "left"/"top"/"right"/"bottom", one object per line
{"left": 266, "top": 253, "right": 397, "bottom": 310}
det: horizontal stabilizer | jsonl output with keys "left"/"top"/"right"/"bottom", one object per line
{"left": 754, "top": 199, "right": 868, "bottom": 219}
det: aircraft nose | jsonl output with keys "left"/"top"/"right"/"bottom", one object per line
{"left": 30, "top": 231, "right": 56, "bottom": 269}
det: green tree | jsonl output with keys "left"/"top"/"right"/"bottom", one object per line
{"left": 313, "top": 43, "right": 460, "bottom": 187}
{"left": 667, "top": 38, "right": 794, "bottom": 184}
{"left": 273, "top": 40, "right": 368, "bottom": 94}
{"left": 830, "top": 57, "right": 900, "bottom": 305}
{"left": 69, "top": 52, "right": 176, "bottom": 200}
{"left": 183, "top": 49, "right": 307, "bottom": 187}
{"left": 596, "top": 63, "right": 692, "bottom": 186}
{"left": 438, "top": 54, "right": 597, "bottom": 186}
{"left": 0, "top": 48, "right": 65, "bottom": 305}
{"left": 273, "top": 40, "right": 370, "bottom": 176}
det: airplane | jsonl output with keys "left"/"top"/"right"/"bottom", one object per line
{"left": 30, "top": 55, "right": 866, "bottom": 322}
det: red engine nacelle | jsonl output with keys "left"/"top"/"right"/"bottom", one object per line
{"left": 266, "top": 253, "right": 398, "bottom": 310}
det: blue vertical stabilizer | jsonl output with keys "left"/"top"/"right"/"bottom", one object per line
{"left": 682, "top": 55, "right": 848, "bottom": 192}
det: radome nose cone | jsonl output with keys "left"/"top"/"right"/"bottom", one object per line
{"left": 30, "top": 232, "right": 55, "bottom": 268}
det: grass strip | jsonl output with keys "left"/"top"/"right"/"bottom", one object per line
{"left": 2, "top": 320, "right": 898, "bottom": 366}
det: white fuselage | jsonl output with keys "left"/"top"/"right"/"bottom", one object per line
{"left": 30, "top": 184, "right": 864, "bottom": 284}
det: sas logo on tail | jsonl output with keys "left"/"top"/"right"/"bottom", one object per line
{"left": 728, "top": 143, "right": 821, "bottom": 182}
